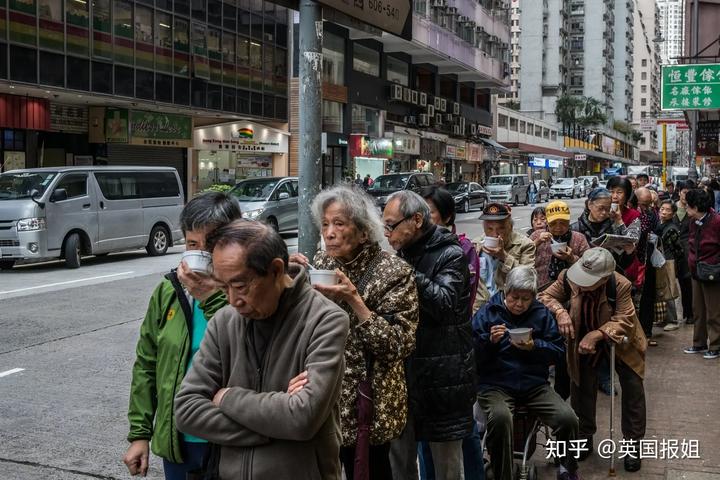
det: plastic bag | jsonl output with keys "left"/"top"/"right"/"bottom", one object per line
{"left": 650, "top": 245, "right": 666, "bottom": 268}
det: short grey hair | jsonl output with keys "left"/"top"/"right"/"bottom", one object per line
{"left": 387, "top": 190, "right": 431, "bottom": 228}
{"left": 312, "top": 185, "right": 385, "bottom": 243}
{"left": 504, "top": 266, "right": 538, "bottom": 295}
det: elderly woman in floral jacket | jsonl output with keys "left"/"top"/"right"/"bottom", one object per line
{"left": 293, "top": 185, "right": 419, "bottom": 479}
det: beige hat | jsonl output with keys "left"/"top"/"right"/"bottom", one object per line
{"left": 567, "top": 248, "right": 616, "bottom": 287}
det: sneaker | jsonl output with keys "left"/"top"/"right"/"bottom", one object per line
{"left": 683, "top": 346, "right": 708, "bottom": 354}
{"left": 703, "top": 350, "right": 720, "bottom": 359}
{"left": 664, "top": 323, "right": 680, "bottom": 332}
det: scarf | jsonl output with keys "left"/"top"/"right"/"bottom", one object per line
{"left": 548, "top": 230, "right": 574, "bottom": 281}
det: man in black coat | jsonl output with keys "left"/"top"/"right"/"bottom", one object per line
{"left": 383, "top": 190, "right": 474, "bottom": 480}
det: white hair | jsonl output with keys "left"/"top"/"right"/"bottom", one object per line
{"left": 311, "top": 185, "right": 385, "bottom": 243}
{"left": 387, "top": 190, "right": 431, "bottom": 228}
{"left": 504, "top": 266, "right": 538, "bottom": 294}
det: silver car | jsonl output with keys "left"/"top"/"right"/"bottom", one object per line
{"left": 550, "top": 177, "right": 583, "bottom": 199}
{"left": 0, "top": 166, "right": 184, "bottom": 269}
{"left": 230, "top": 177, "right": 298, "bottom": 232}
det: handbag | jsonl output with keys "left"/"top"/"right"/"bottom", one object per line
{"left": 692, "top": 219, "right": 720, "bottom": 282}
{"left": 165, "top": 270, "right": 222, "bottom": 480}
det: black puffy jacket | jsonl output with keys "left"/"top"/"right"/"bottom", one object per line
{"left": 399, "top": 225, "right": 475, "bottom": 442}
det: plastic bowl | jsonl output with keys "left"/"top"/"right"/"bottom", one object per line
{"left": 550, "top": 242, "right": 568, "bottom": 254}
{"left": 309, "top": 269, "right": 339, "bottom": 286}
{"left": 483, "top": 236, "right": 500, "bottom": 248}
{"left": 508, "top": 327, "right": 533, "bottom": 343}
{"left": 182, "top": 250, "right": 212, "bottom": 275}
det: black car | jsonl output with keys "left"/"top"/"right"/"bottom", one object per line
{"left": 446, "top": 181, "right": 488, "bottom": 213}
{"left": 367, "top": 172, "right": 436, "bottom": 209}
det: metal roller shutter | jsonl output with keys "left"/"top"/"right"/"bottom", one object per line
{"left": 106, "top": 144, "right": 186, "bottom": 197}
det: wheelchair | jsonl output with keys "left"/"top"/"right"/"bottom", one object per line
{"left": 481, "top": 403, "right": 553, "bottom": 480}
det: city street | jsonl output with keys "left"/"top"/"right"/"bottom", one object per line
{"left": 1, "top": 198, "right": 719, "bottom": 479}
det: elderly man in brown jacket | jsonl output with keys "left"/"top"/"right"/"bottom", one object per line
{"left": 472, "top": 203, "right": 536, "bottom": 312}
{"left": 539, "top": 248, "right": 647, "bottom": 473}
{"left": 174, "top": 220, "right": 350, "bottom": 480}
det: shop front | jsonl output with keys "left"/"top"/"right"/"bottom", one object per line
{"left": 529, "top": 156, "right": 564, "bottom": 182}
{"left": 460, "top": 142, "right": 483, "bottom": 182}
{"left": 192, "top": 121, "right": 290, "bottom": 195}
{"left": 322, "top": 133, "right": 349, "bottom": 187}
{"left": 418, "top": 132, "right": 448, "bottom": 181}
{"left": 445, "top": 139, "right": 467, "bottom": 182}
{"left": 350, "top": 134, "right": 393, "bottom": 180}
{"left": 0, "top": 94, "right": 51, "bottom": 172}
{"left": 388, "top": 130, "right": 420, "bottom": 173}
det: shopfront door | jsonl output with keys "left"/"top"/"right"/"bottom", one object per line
{"left": 322, "top": 146, "right": 346, "bottom": 187}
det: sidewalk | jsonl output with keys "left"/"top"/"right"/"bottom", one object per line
{"left": 532, "top": 322, "right": 720, "bottom": 480}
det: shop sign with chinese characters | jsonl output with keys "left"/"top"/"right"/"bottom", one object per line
{"left": 661, "top": 64, "right": 720, "bottom": 110}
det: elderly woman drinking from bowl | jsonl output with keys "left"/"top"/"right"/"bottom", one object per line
{"left": 292, "top": 185, "right": 419, "bottom": 479}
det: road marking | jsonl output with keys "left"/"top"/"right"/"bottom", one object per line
{"left": 0, "top": 368, "right": 24, "bottom": 378}
{"left": 0, "top": 271, "right": 134, "bottom": 295}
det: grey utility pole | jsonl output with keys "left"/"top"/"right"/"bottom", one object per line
{"left": 688, "top": 0, "right": 699, "bottom": 180}
{"left": 297, "top": 0, "right": 323, "bottom": 259}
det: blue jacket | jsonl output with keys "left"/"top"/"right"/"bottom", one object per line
{"left": 472, "top": 292, "right": 565, "bottom": 395}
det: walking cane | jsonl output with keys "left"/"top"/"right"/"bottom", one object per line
{"left": 608, "top": 336, "right": 629, "bottom": 477}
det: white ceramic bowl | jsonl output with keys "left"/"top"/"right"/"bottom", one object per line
{"left": 182, "top": 250, "right": 212, "bottom": 275}
{"left": 551, "top": 242, "right": 568, "bottom": 254}
{"left": 508, "top": 327, "right": 533, "bottom": 343}
{"left": 309, "top": 269, "right": 339, "bottom": 286}
{"left": 483, "top": 237, "right": 500, "bottom": 249}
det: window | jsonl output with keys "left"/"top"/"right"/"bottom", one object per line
{"left": 39, "top": 0, "right": 64, "bottom": 51}
{"left": 208, "top": 28, "right": 222, "bottom": 83}
{"left": 193, "top": 0, "right": 206, "bottom": 20}
{"left": 222, "top": 32, "right": 236, "bottom": 85}
{"left": 322, "top": 32, "right": 345, "bottom": 85}
{"left": 535, "top": 125, "right": 542, "bottom": 137}
{"left": 55, "top": 174, "right": 87, "bottom": 199}
{"left": 209, "top": 0, "right": 222, "bottom": 25}
{"left": 518, "top": 120, "right": 525, "bottom": 133}
{"left": 93, "top": 0, "right": 112, "bottom": 58}
{"left": 95, "top": 172, "right": 180, "bottom": 199}
{"left": 641, "top": 85, "right": 647, "bottom": 93}
{"left": 551, "top": 131, "right": 557, "bottom": 141}
{"left": 641, "top": 72, "right": 647, "bottom": 80}
{"left": 351, "top": 104, "right": 380, "bottom": 135}
{"left": 353, "top": 43, "right": 379, "bottom": 77}
{"left": 249, "top": 40, "right": 262, "bottom": 91}
{"left": 67, "top": 57, "right": 90, "bottom": 91}
{"left": 92, "top": 61, "right": 112, "bottom": 93}
{"left": 115, "top": 65, "right": 134, "bottom": 96}
{"left": 114, "top": 1, "right": 134, "bottom": 64}
{"left": 641, "top": 98, "right": 647, "bottom": 106}
{"left": 40, "top": 51, "right": 65, "bottom": 87}
{"left": 543, "top": 128, "right": 550, "bottom": 139}
{"left": 274, "top": 181, "right": 293, "bottom": 199}
{"left": 641, "top": 59, "right": 647, "bottom": 67}
{"left": 156, "top": 73, "right": 173, "bottom": 102}
{"left": 156, "top": 12, "right": 173, "bottom": 73}
{"left": 498, "top": 114, "right": 507, "bottom": 128}
{"left": 66, "top": 0, "right": 90, "bottom": 55}
{"left": 135, "top": 5, "right": 154, "bottom": 69}
{"left": 386, "top": 56, "right": 409, "bottom": 86}
{"left": 174, "top": 18, "right": 190, "bottom": 76}
{"left": 136, "top": 69, "right": 154, "bottom": 99}
{"left": 322, "top": 100, "right": 343, "bottom": 133}
{"left": 224, "top": 1, "right": 237, "bottom": 30}
{"left": 509, "top": 117, "right": 517, "bottom": 131}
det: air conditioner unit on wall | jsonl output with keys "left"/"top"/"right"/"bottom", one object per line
{"left": 411, "top": 90, "right": 419, "bottom": 105}
{"left": 403, "top": 88, "right": 412, "bottom": 103}
{"left": 419, "top": 92, "right": 428, "bottom": 106}
{"left": 419, "top": 114, "right": 430, "bottom": 126}
{"left": 453, "top": 102, "right": 460, "bottom": 115}
{"left": 427, "top": 104, "right": 435, "bottom": 117}
{"left": 390, "top": 84, "right": 403, "bottom": 101}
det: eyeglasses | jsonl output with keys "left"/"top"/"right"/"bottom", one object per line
{"left": 384, "top": 215, "right": 412, "bottom": 233}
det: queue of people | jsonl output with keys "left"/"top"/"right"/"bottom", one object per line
{"left": 123, "top": 175, "right": 718, "bottom": 480}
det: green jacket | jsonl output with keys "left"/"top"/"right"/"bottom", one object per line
{"left": 127, "top": 276, "right": 227, "bottom": 463}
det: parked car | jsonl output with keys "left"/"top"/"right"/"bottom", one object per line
{"left": 485, "top": 174, "right": 530, "bottom": 205}
{"left": 0, "top": 166, "right": 184, "bottom": 269}
{"left": 550, "top": 177, "right": 583, "bottom": 198}
{"left": 230, "top": 176, "right": 298, "bottom": 232}
{"left": 446, "top": 181, "right": 488, "bottom": 213}
{"left": 578, "top": 176, "right": 600, "bottom": 195}
{"left": 366, "top": 172, "right": 436, "bottom": 210}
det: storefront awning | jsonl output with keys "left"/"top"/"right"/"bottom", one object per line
{"left": 478, "top": 137, "right": 508, "bottom": 152}
{"left": 603, "top": 167, "right": 624, "bottom": 176}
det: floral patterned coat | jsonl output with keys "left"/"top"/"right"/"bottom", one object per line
{"left": 314, "top": 242, "right": 419, "bottom": 446}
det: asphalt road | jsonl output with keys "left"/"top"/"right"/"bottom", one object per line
{"left": 0, "top": 198, "right": 588, "bottom": 479}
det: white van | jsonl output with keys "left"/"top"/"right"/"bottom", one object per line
{"left": 0, "top": 166, "right": 184, "bottom": 269}
{"left": 485, "top": 174, "right": 530, "bottom": 205}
